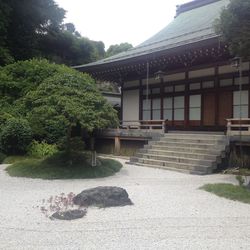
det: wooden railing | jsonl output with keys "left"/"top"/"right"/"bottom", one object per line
{"left": 227, "top": 118, "right": 250, "bottom": 136}
{"left": 119, "top": 120, "right": 168, "bottom": 133}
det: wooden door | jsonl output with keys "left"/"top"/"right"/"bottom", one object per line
{"left": 218, "top": 91, "right": 232, "bottom": 126}
{"left": 203, "top": 93, "right": 216, "bottom": 126}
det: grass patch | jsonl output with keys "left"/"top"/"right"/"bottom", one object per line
{"left": 6, "top": 151, "right": 122, "bottom": 179}
{"left": 3, "top": 155, "right": 34, "bottom": 164}
{"left": 200, "top": 183, "right": 250, "bottom": 204}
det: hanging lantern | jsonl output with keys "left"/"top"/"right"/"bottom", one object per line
{"left": 154, "top": 70, "right": 166, "bottom": 80}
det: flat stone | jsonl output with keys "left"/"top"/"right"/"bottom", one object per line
{"left": 73, "top": 186, "right": 133, "bottom": 208}
{"left": 50, "top": 209, "right": 87, "bottom": 220}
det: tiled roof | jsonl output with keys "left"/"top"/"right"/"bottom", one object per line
{"left": 74, "top": 0, "right": 229, "bottom": 69}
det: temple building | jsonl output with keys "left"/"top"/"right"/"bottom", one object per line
{"left": 74, "top": 0, "right": 249, "bottom": 132}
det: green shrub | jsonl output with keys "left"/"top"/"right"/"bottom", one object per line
{"left": 28, "top": 140, "right": 58, "bottom": 158}
{"left": 0, "top": 152, "right": 7, "bottom": 163}
{"left": 0, "top": 118, "right": 32, "bottom": 155}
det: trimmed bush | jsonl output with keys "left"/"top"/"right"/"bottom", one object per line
{"left": 0, "top": 118, "right": 32, "bottom": 155}
{"left": 28, "top": 140, "right": 58, "bottom": 158}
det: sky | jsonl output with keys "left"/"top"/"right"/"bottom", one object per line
{"left": 55, "top": 0, "right": 190, "bottom": 50}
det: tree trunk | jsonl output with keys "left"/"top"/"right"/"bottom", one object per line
{"left": 90, "top": 137, "right": 96, "bottom": 167}
{"left": 66, "top": 126, "right": 72, "bottom": 154}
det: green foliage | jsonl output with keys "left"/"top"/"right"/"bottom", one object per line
{"left": 106, "top": 42, "right": 133, "bottom": 57}
{"left": 200, "top": 183, "right": 250, "bottom": 204}
{"left": 6, "top": 152, "right": 122, "bottom": 179}
{"left": 0, "top": 111, "right": 13, "bottom": 130}
{"left": 0, "top": 59, "right": 73, "bottom": 101}
{"left": 0, "top": 59, "right": 118, "bottom": 152}
{"left": 0, "top": 118, "right": 32, "bottom": 155}
{"left": 28, "top": 140, "right": 58, "bottom": 159}
{"left": 22, "top": 71, "right": 118, "bottom": 136}
{"left": 69, "top": 137, "right": 86, "bottom": 152}
{"left": 0, "top": 1, "right": 13, "bottom": 65}
{"left": 39, "top": 30, "right": 105, "bottom": 66}
{"left": 0, "top": 0, "right": 105, "bottom": 66}
{"left": 0, "top": 152, "right": 7, "bottom": 163}
{"left": 215, "top": 0, "right": 250, "bottom": 58}
{"left": 1, "top": 0, "right": 65, "bottom": 63}
{"left": 3, "top": 155, "right": 32, "bottom": 164}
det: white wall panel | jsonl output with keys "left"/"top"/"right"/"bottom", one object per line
{"left": 189, "top": 67, "right": 215, "bottom": 78}
{"left": 152, "top": 98, "right": 161, "bottom": 109}
{"left": 219, "top": 62, "right": 249, "bottom": 74}
{"left": 233, "top": 90, "right": 249, "bottom": 118}
{"left": 163, "top": 97, "right": 172, "bottom": 109}
{"left": 123, "top": 89, "right": 139, "bottom": 122}
{"left": 123, "top": 80, "right": 139, "bottom": 88}
{"left": 174, "top": 96, "right": 184, "bottom": 108}
{"left": 163, "top": 72, "right": 185, "bottom": 82}
{"left": 233, "top": 90, "right": 248, "bottom": 105}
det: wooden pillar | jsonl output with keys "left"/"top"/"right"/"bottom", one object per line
{"left": 160, "top": 78, "right": 164, "bottom": 120}
{"left": 121, "top": 81, "right": 124, "bottom": 121}
{"left": 114, "top": 136, "right": 121, "bottom": 155}
{"left": 139, "top": 79, "right": 143, "bottom": 120}
{"left": 184, "top": 69, "right": 189, "bottom": 128}
{"left": 215, "top": 65, "right": 219, "bottom": 127}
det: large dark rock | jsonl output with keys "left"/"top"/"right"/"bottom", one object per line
{"left": 73, "top": 186, "right": 133, "bottom": 208}
{"left": 50, "top": 209, "right": 87, "bottom": 220}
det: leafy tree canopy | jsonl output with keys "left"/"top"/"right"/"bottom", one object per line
{"left": 0, "top": 59, "right": 72, "bottom": 104}
{"left": 0, "top": 59, "right": 118, "bottom": 146}
{"left": 0, "top": 0, "right": 105, "bottom": 66}
{"left": 24, "top": 72, "right": 117, "bottom": 131}
{"left": 215, "top": 0, "right": 250, "bottom": 58}
{"left": 106, "top": 43, "right": 133, "bottom": 57}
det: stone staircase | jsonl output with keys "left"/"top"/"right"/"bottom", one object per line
{"left": 130, "top": 133, "right": 229, "bottom": 175}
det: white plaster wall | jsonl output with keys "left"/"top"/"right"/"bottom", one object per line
{"left": 123, "top": 80, "right": 140, "bottom": 88}
{"left": 122, "top": 89, "right": 140, "bottom": 122}
{"left": 142, "top": 77, "right": 160, "bottom": 85}
{"left": 163, "top": 72, "right": 185, "bottom": 82}
{"left": 219, "top": 62, "right": 249, "bottom": 74}
{"left": 189, "top": 67, "right": 215, "bottom": 78}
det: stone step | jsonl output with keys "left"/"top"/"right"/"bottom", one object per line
{"left": 138, "top": 149, "right": 219, "bottom": 161}
{"left": 164, "top": 133, "right": 226, "bottom": 140}
{"left": 137, "top": 158, "right": 213, "bottom": 174}
{"left": 160, "top": 137, "right": 227, "bottom": 144}
{"left": 147, "top": 144, "right": 225, "bottom": 155}
{"left": 151, "top": 141, "right": 224, "bottom": 149}
{"left": 130, "top": 132, "right": 228, "bottom": 175}
{"left": 133, "top": 163, "right": 209, "bottom": 175}
{"left": 138, "top": 153, "right": 216, "bottom": 166}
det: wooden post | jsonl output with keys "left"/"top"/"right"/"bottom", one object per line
{"left": 114, "top": 136, "right": 121, "bottom": 155}
{"left": 227, "top": 119, "right": 231, "bottom": 136}
{"left": 90, "top": 137, "right": 96, "bottom": 167}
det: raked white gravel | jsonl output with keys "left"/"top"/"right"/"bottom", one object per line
{"left": 0, "top": 160, "right": 250, "bottom": 250}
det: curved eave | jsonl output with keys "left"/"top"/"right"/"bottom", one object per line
{"left": 75, "top": 34, "right": 220, "bottom": 73}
